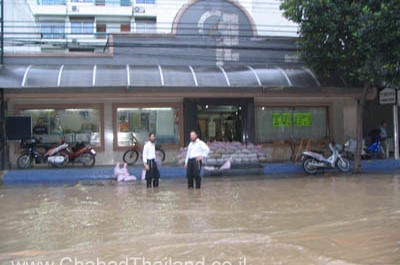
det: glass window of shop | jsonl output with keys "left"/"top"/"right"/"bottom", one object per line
{"left": 256, "top": 107, "right": 328, "bottom": 142}
{"left": 21, "top": 108, "right": 101, "bottom": 146}
{"left": 117, "top": 107, "right": 179, "bottom": 146}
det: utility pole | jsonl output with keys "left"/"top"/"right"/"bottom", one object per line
{"left": 395, "top": 91, "right": 400, "bottom": 160}
{"left": 0, "top": 0, "right": 5, "bottom": 169}
{"left": 0, "top": 0, "right": 3, "bottom": 65}
{"left": 0, "top": 89, "right": 5, "bottom": 170}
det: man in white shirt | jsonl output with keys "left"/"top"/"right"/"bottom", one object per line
{"left": 143, "top": 132, "right": 160, "bottom": 188}
{"left": 185, "top": 131, "right": 210, "bottom": 189}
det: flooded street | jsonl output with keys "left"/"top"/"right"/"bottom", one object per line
{"left": 0, "top": 174, "right": 399, "bottom": 265}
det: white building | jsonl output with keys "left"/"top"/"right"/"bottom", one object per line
{"left": 4, "top": 0, "right": 298, "bottom": 53}
{"left": 1, "top": 0, "right": 367, "bottom": 168}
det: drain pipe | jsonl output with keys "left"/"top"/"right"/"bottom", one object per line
{"left": 394, "top": 104, "right": 399, "bottom": 160}
{"left": 0, "top": 0, "right": 3, "bottom": 65}
{"left": 0, "top": 88, "right": 6, "bottom": 170}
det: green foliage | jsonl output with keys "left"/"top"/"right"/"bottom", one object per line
{"left": 280, "top": 0, "right": 400, "bottom": 87}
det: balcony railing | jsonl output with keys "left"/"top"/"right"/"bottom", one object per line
{"left": 37, "top": 0, "right": 131, "bottom": 6}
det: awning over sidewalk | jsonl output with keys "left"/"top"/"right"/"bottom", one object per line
{"left": 0, "top": 64, "right": 346, "bottom": 89}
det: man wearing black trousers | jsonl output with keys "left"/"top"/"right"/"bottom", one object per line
{"left": 143, "top": 133, "right": 160, "bottom": 188}
{"left": 184, "top": 131, "right": 210, "bottom": 189}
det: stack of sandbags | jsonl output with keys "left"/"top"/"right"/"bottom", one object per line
{"left": 175, "top": 141, "right": 267, "bottom": 166}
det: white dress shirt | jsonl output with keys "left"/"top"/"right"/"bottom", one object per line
{"left": 143, "top": 141, "right": 156, "bottom": 164}
{"left": 185, "top": 139, "right": 210, "bottom": 163}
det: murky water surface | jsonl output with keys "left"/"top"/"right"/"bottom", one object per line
{"left": 1, "top": 174, "right": 399, "bottom": 265}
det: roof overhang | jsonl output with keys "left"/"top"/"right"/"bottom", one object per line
{"left": 0, "top": 64, "right": 345, "bottom": 90}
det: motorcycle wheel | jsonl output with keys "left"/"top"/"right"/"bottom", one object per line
{"left": 337, "top": 157, "right": 350, "bottom": 172}
{"left": 17, "top": 154, "right": 32, "bottom": 169}
{"left": 123, "top": 149, "right": 139, "bottom": 165}
{"left": 81, "top": 152, "right": 96, "bottom": 167}
{"left": 156, "top": 148, "right": 166, "bottom": 162}
{"left": 303, "top": 158, "right": 318, "bottom": 174}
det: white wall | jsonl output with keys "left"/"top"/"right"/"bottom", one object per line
{"left": 156, "top": 0, "right": 187, "bottom": 34}
{"left": 250, "top": 0, "right": 298, "bottom": 37}
{"left": 4, "top": 0, "right": 41, "bottom": 53}
{"left": 4, "top": 0, "right": 299, "bottom": 54}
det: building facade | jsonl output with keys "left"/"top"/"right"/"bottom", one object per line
{"left": 1, "top": 0, "right": 372, "bottom": 167}
{"left": 4, "top": 0, "right": 298, "bottom": 54}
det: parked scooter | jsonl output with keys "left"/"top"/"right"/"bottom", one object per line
{"left": 343, "top": 138, "right": 370, "bottom": 159}
{"left": 301, "top": 143, "right": 350, "bottom": 174}
{"left": 59, "top": 142, "right": 97, "bottom": 167}
{"left": 17, "top": 138, "right": 69, "bottom": 168}
{"left": 367, "top": 136, "right": 385, "bottom": 159}
{"left": 342, "top": 136, "right": 385, "bottom": 160}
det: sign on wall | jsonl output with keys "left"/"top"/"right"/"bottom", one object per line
{"left": 272, "top": 113, "right": 291, "bottom": 127}
{"left": 379, "top": 87, "right": 396, "bottom": 105}
{"left": 293, "top": 112, "right": 312, "bottom": 126}
{"left": 273, "top": 112, "right": 313, "bottom": 127}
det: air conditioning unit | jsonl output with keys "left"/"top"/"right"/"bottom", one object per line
{"left": 71, "top": 5, "right": 79, "bottom": 12}
{"left": 134, "top": 6, "right": 145, "bottom": 14}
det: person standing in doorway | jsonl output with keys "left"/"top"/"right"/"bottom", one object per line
{"left": 143, "top": 132, "right": 160, "bottom": 188}
{"left": 379, "top": 121, "right": 389, "bottom": 158}
{"left": 184, "top": 131, "right": 210, "bottom": 189}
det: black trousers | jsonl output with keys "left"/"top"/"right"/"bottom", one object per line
{"left": 145, "top": 159, "right": 160, "bottom": 188}
{"left": 187, "top": 158, "right": 202, "bottom": 189}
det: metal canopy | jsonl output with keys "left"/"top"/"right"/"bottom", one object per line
{"left": 0, "top": 64, "right": 343, "bottom": 89}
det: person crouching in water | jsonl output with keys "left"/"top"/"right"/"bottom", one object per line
{"left": 143, "top": 133, "right": 160, "bottom": 188}
{"left": 184, "top": 130, "right": 210, "bottom": 189}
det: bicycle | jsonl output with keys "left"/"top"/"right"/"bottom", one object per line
{"left": 122, "top": 133, "right": 166, "bottom": 165}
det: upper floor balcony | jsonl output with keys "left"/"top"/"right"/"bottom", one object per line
{"left": 31, "top": 0, "right": 132, "bottom": 16}
{"left": 30, "top": 0, "right": 157, "bottom": 17}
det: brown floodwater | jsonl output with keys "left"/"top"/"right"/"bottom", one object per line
{"left": 0, "top": 174, "right": 399, "bottom": 265}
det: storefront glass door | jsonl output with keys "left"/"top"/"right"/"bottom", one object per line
{"left": 183, "top": 98, "right": 255, "bottom": 144}
{"left": 197, "top": 105, "right": 242, "bottom": 142}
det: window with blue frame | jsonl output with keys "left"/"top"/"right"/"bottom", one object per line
{"left": 41, "top": 22, "right": 65, "bottom": 39}
{"left": 96, "top": 0, "right": 130, "bottom": 6}
{"left": 70, "top": 0, "right": 95, "bottom": 3}
{"left": 136, "top": 0, "right": 155, "bottom": 4}
{"left": 120, "top": 0, "right": 131, "bottom": 6}
{"left": 135, "top": 18, "right": 156, "bottom": 33}
{"left": 71, "top": 20, "right": 94, "bottom": 34}
{"left": 38, "top": 0, "right": 66, "bottom": 5}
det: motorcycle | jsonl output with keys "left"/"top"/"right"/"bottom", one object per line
{"left": 17, "top": 138, "right": 96, "bottom": 168}
{"left": 301, "top": 143, "right": 351, "bottom": 174}
{"left": 59, "top": 142, "right": 97, "bottom": 167}
{"left": 342, "top": 138, "right": 370, "bottom": 159}
{"left": 123, "top": 133, "right": 166, "bottom": 165}
{"left": 342, "top": 135, "right": 385, "bottom": 160}
{"left": 367, "top": 136, "right": 385, "bottom": 159}
{"left": 17, "top": 138, "right": 69, "bottom": 168}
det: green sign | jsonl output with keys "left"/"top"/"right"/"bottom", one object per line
{"left": 272, "top": 112, "right": 312, "bottom": 127}
{"left": 293, "top": 112, "right": 312, "bottom": 126}
{"left": 272, "top": 113, "right": 292, "bottom": 127}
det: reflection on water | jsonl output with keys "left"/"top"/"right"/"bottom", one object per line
{"left": 0, "top": 175, "right": 399, "bottom": 265}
